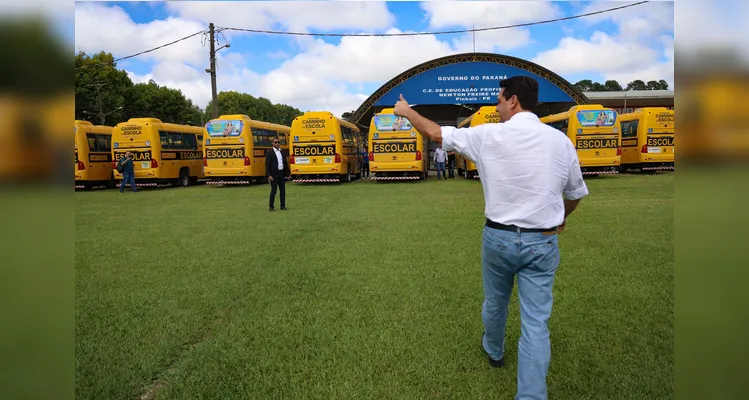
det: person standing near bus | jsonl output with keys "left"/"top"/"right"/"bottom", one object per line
{"left": 266, "top": 137, "right": 289, "bottom": 211}
{"left": 393, "top": 76, "right": 588, "bottom": 400}
{"left": 433, "top": 144, "right": 448, "bottom": 180}
{"left": 361, "top": 147, "right": 370, "bottom": 178}
{"left": 118, "top": 151, "right": 137, "bottom": 193}
{"left": 447, "top": 150, "right": 456, "bottom": 178}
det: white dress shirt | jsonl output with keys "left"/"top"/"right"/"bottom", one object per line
{"left": 434, "top": 148, "right": 448, "bottom": 163}
{"left": 441, "top": 111, "right": 589, "bottom": 229}
{"left": 273, "top": 147, "right": 284, "bottom": 170}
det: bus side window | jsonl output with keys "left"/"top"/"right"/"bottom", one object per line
{"left": 169, "top": 132, "right": 184, "bottom": 149}
{"left": 96, "top": 135, "right": 111, "bottom": 152}
{"left": 160, "top": 131, "right": 169, "bottom": 148}
{"left": 87, "top": 134, "right": 98, "bottom": 151}
{"left": 183, "top": 133, "right": 198, "bottom": 150}
{"left": 276, "top": 131, "right": 288, "bottom": 145}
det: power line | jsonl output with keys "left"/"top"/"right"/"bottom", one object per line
{"left": 219, "top": 1, "right": 649, "bottom": 37}
{"left": 76, "top": 30, "right": 206, "bottom": 70}
{"left": 73, "top": 1, "right": 648, "bottom": 70}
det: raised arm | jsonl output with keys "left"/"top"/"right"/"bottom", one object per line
{"left": 394, "top": 94, "right": 485, "bottom": 162}
{"left": 394, "top": 94, "right": 444, "bottom": 143}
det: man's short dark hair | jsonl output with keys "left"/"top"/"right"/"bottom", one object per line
{"left": 499, "top": 76, "right": 539, "bottom": 111}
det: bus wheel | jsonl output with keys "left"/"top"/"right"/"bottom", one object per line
{"left": 107, "top": 173, "right": 116, "bottom": 189}
{"left": 346, "top": 168, "right": 351, "bottom": 182}
{"left": 464, "top": 170, "right": 471, "bottom": 179}
{"left": 178, "top": 168, "right": 190, "bottom": 186}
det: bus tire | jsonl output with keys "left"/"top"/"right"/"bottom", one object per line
{"left": 178, "top": 168, "right": 190, "bottom": 187}
{"left": 346, "top": 168, "right": 351, "bottom": 182}
{"left": 107, "top": 173, "right": 116, "bottom": 189}
{"left": 464, "top": 169, "right": 471, "bottom": 179}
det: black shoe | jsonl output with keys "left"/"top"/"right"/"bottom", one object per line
{"left": 269, "top": 207, "right": 275, "bottom": 212}
{"left": 488, "top": 356, "right": 504, "bottom": 368}
{"left": 280, "top": 206, "right": 288, "bottom": 210}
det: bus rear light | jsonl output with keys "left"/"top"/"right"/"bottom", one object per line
{"left": 368, "top": 152, "right": 374, "bottom": 162}
{"left": 415, "top": 150, "right": 422, "bottom": 161}
{"left": 202, "top": 157, "right": 207, "bottom": 167}
{"left": 244, "top": 156, "right": 251, "bottom": 166}
{"left": 616, "top": 147, "right": 622, "bottom": 156}
{"left": 641, "top": 145, "right": 648, "bottom": 153}
{"left": 290, "top": 154, "right": 295, "bottom": 164}
{"left": 78, "top": 161, "right": 85, "bottom": 171}
{"left": 151, "top": 159, "right": 159, "bottom": 168}
{"left": 335, "top": 153, "right": 341, "bottom": 163}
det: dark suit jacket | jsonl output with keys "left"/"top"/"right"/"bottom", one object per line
{"left": 266, "top": 148, "right": 290, "bottom": 177}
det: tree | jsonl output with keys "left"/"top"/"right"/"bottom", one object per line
{"left": 341, "top": 110, "right": 356, "bottom": 121}
{"left": 75, "top": 51, "right": 133, "bottom": 125}
{"left": 603, "top": 80, "right": 623, "bottom": 91}
{"left": 203, "top": 91, "right": 302, "bottom": 126}
{"left": 625, "top": 80, "right": 647, "bottom": 91}
{"left": 574, "top": 78, "right": 670, "bottom": 92}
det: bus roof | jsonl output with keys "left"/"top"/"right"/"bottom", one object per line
{"left": 619, "top": 107, "right": 674, "bottom": 121}
{"left": 541, "top": 104, "right": 615, "bottom": 123}
{"left": 116, "top": 118, "right": 203, "bottom": 133}
{"left": 295, "top": 111, "right": 360, "bottom": 132}
{"left": 210, "top": 114, "right": 291, "bottom": 132}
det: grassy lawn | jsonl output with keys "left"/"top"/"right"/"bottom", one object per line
{"left": 75, "top": 173, "right": 673, "bottom": 400}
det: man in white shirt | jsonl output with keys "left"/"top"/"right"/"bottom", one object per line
{"left": 433, "top": 145, "right": 448, "bottom": 180}
{"left": 393, "top": 76, "right": 588, "bottom": 400}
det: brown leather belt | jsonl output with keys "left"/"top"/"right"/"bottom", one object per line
{"left": 485, "top": 219, "right": 558, "bottom": 234}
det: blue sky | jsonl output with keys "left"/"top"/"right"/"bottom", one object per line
{"left": 74, "top": 1, "right": 674, "bottom": 116}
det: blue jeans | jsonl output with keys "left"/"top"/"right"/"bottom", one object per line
{"left": 481, "top": 226, "right": 560, "bottom": 400}
{"left": 119, "top": 172, "right": 136, "bottom": 192}
{"left": 436, "top": 161, "right": 445, "bottom": 179}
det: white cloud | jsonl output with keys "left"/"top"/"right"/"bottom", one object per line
{"left": 421, "top": 1, "right": 561, "bottom": 29}
{"left": 267, "top": 50, "right": 290, "bottom": 60}
{"left": 165, "top": 1, "right": 395, "bottom": 33}
{"left": 578, "top": 0, "right": 674, "bottom": 40}
{"left": 421, "top": 1, "right": 562, "bottom": 52}
{"left": 531, "top": 0, "right": 674, "bottom": 88}
{"left": 532, "top": 31, "right": 658, "bottom": 75}
{"left": 75, "top": 3, "right": 208, "bottom": 66}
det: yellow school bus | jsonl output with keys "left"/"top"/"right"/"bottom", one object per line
{"left": 367, "top": 107, "right": 428, "bottom": 181}
{"left": 75, "top": 120, "right": 115, "bottom": 189}
{"left": 454, "top": 106, "right": 501, "bottom": 180}
{"left": 540, "top": 104, "right": 622, "bottom": 176}
{"left": 202, "top": 115, "right": 291, "bottom": 185}
{"left": 111, "top": 118, "right": 204, "bottom": 187}
{"left": 619, "top": 108, "right": 675, "bottom": 172}
{"left": 289, "top": 111, "right": 362, "bottom": 183}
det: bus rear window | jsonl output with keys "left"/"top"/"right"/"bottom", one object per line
{"left": 206, "top": 119, "right": 243, "bottom": 137}
{"left": 374, "top": 113, "right": 412, "bottom": 131}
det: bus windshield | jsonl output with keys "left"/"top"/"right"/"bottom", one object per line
{"left": 206, "top": 119, "right": 244, "bottom": 137}
{"left": 373, "top": 113, "right": 412, "bottom": 132}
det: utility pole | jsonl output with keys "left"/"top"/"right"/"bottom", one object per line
{"left": 209, "top": 23, "right": 218, "bottom": 119}
{"left": 85, "top": 83, "right": 113, "bottom": 125}
{"left": 472, "top": 25, "right": 476, "bottom": 53}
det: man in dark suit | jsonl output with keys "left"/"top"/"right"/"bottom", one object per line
{"left": 266, "top": 137, "right": 290, "bottom": 211}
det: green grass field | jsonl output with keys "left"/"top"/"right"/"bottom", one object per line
{"left": 75, "top": 173, "right": 673, "bottom": 400}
